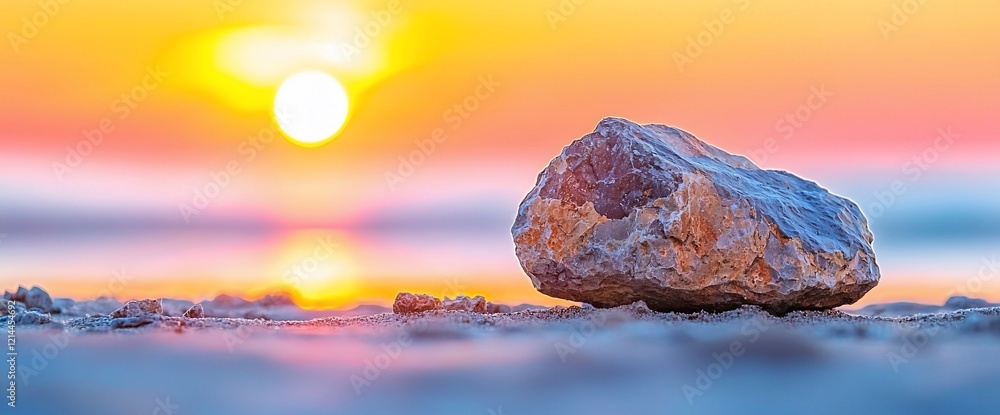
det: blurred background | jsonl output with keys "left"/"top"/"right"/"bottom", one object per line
{"left": 1, "top": 0, "right": 997, "bottom": 309}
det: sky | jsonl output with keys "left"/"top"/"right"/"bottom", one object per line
{"left": 1, "top": 0, "right": 998, "bottom": 308}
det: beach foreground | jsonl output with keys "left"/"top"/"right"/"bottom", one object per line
{"left": 13, "top": 302, "right": 1000, "bottom": 414}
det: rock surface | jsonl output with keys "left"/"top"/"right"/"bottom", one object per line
{"left": 183, "top": 304, "right": 205, "bottom": 318}
{"left": 443, "top": 296, "right": 488, "bottom": 313}
{"left": 1, "top": 301, "right": 25, "bottom": 316}
{"left": 4, "top": 286, "right": 53, "bottom": 313}
{"left": 13, "top": 310, "right": 51, "bottom": 325}
{"left": 112, "top": 299, "right": 163, "bottom": 318}
{"left": 392, "top": 293, "right": 521, "bottom": 315}
{"left": 393, "top": 293, "right": 442, "bottom": 314}
{"left": 25, "top": 286, "right": 53, "bottom": 312}
{"left": 512, "top": 117, "right": 880, "bottom": 313}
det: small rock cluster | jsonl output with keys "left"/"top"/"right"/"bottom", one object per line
{"left": 103, "top": 299, "right": 208, "bottom": 329}
{"left": 393, "top": 292, "right": 511, "bottom": 314}
{"left": 4, "top": 286, "right": 54, "bottom": 313}
{"left": 3, "top": 286, "right": 57, "bottom": 326}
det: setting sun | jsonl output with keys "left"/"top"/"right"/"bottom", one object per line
{"left": 274, "top": 70, "right": 350, "bottom": 146}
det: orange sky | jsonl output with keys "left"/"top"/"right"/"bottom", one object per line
{"left": 1, "top": 1, "right": 998, "bottom": 308}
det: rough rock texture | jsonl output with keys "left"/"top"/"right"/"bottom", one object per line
{"left": 443, "top": 296, "right": 488, "bottom": 313}
{"left": 25, "top": 286, "right": 53, "bottom": 312}
{"left": 183, "top": 304, "right": 205, "bottom": 318}
{"left": 1, "top": 301, "right": 25, "bottom": 316}
{"left": 111, "top": 299, "right": 163, "bottom": 318}
{"left": 13, "top": 310, "right": 51, "bottom": 325}
{"left": 4, "top": 287, "right": 29, "bottom": 303}
{"left": 512, "top": 117, "right": 880, "bottom": 313}
{"left": 3, "top": 286, "right": 53, "bottom": 313}
{"left": 393, "top": 293, "right": 443, "bottom": 314}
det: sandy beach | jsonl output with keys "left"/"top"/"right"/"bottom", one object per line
{"left": 9, "top": 300, "right": 1000, "bottom": 414}
{"left": 5, "top": 1, "right": 999, "bottom": 414}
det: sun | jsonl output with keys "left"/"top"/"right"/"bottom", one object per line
{"left": 273, "top": 70, "right": 350, "bottom": 146}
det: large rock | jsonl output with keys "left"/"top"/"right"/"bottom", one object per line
{"left": 512, "top": 117, "right": 879, "bottom": 313}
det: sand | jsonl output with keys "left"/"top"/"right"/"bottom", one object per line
{"left": 11, "top": 302, "right": 1000, "bottom": 414}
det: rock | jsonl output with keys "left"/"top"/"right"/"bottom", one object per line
{"left": 486, "top": 302, "right": 513, "bottom": 314}
{"left": 442, "top": 296, "right": 488, "bottom": 313}
{"left": 392, "top": 293, "right": 442, "bottom": 314}
{"left": 110, "top": 316, "right": 157, "bottom": 329}
{"left": 1, "top": 302, "right": 25, "bottom": 316}
{"left": 3, "top": 286, "right": 28, "bottom": 303}
{"left": 14, "top": 287, "right": 28, "bottom": 302}
{"left": 160, "top": 299, "right": 195, "bottom": 317}
{"left": 24, "top": 286, "right": 53, "bottom": 312}
{"left": 183, "top": 303, "right": 205, "bottom": 318}
{"left": 52, "top": 298, "right": 75, "bottom": 314}
{"left": 13, "top": 311, "right": 51, "bottom": 325}
{"left": 111, "top": 299, "right": 163, "bottom": 318}
{"left": 512, "top": 117, "right": 880, "bottom": 314}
